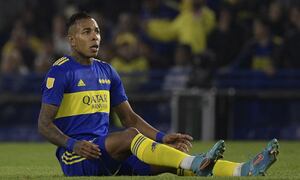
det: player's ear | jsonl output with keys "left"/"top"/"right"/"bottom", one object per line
{"left": 67, "top": 24, "right": 77, "bottom": 47}
{"left": 68, "top": 35, "right": 76, "bottom": 47}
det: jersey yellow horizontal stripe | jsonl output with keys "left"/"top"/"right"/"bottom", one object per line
{"left": 56, "top": 90, "right": 110, "bottom": 118}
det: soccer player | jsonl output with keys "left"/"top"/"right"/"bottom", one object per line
{"left": 38, "top": 12, "right": 279, "bottom": 177}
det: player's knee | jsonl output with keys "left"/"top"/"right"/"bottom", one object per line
{"left": 125, "top": 127, "right": 139, "bottom": 140}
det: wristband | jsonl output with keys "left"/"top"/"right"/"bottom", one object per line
{"left": 66, "top": 138, "right": 77, "bottom": 152}
{"left": 156, "top": 131, "right": 166, "bottom": 143}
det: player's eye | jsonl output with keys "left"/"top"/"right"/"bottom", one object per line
{"left": 82, "top": 30, "right": 90, "bottom": 34}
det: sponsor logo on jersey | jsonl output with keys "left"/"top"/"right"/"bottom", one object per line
{"left": 55, "top": 90, "right": 110, "bottom": 118}
{"left": 77, "top": 79, "right": 86, "bottom": 87}
{"left": 82, "top": 93, "right": 108, "bottom": 110}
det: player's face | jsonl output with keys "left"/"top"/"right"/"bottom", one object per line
{"left": 71, "top": 18, "right": 101, "bottom": 58}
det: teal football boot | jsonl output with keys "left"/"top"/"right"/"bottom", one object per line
{"left": 191, "top": 140, "right": 225, "bottom": 176}
{"left": 241, "top": 138, "right": 279, "bottom": 176}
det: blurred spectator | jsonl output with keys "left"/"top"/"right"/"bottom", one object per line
{"left": 140, "top": 0, "right": 178, "bottom": 20}
{"left": 0, "top": 0, "right": 300, "bottom": 85}
{"left": 139, "top": 0, "right": 179, "bottom": 67}
{"left": 207, "top": 5, "right": 244, "bottom": 69}
{"left": 34, "top": 39, "right": 55, "bottom": 74}
{"left": 280, "top": 5, "right": 300, "bottom": 69}
{"left": 52, "top": 15, "right": 70, "bottom": 56}
{"left": 146, "top": 0, "right": 216, "bottom": 54}
{"left": 20, "top": 7, "right": 36, "bottom": 37}
{"left": 163, "top": 44, "right": 193, "bottom": 91}
{"left": 110, "top": 33, "right": 149, "bottom": 91}
{"left": 1, "top": 49, "right": 28, "bottom": 75}
{"left": 90, "top": 11, "right": 114, "bottom": 44}
{"left": 188, "top": 52, "right": 215, "bottom": 87}
{"left": 268, "top": 1, "right": 286, "bottom": 40}
{"left": 232, "top": 0, "right": 268, "bottom": 40}
{"left": 136, "top": 38, "right": 163, "bottom": 69}
{"left": 113, "top": 13, "right": 138, "bottom": 36}
{"left": 231, "top": 17, "right": 281, "bottom": 75}
{"left": 98, "top": 44, "right": 114, "bottom": 63}
{"left": 286, "top": 3, "right": 300, "bottom": 32}
{"left": 1, "top": 21, "right": 42, "bottom": 70}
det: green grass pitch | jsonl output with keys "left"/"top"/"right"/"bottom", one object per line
{"left": 0, "top": 141, "right": 299, "bottom": 180}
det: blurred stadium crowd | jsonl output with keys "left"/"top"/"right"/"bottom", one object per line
{"left": 1, "top": 0, "right": 300, "bottom": 92}
{"left": 1, "top": 0, "right": 300, "bottom": 140}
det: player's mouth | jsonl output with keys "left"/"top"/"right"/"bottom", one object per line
{"left": 90, "top": 44, "right": 99, "bottom": 52}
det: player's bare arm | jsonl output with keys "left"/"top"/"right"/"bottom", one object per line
{"left": 38, "top": 103, "right": 68, "bottom": 146}
{"left": 113, "top": 101, "right": 193, "bottom": 152}
{"left": 38, "top": 103, "right": 101, "bottom": 159}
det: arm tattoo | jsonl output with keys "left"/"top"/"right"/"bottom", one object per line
{"left": 38, "top": 103, "right": 69, "bottom": 147}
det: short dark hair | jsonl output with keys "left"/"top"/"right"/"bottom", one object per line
{"left": 66, "top": 12, "right": 92, "bottom": 32}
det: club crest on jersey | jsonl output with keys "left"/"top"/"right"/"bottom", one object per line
{"left": 46, "top": 77, "right": 55, "bottom": 89}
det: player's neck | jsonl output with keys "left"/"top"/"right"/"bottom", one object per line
{"left": 70, "top": 51, "right": 92, "bottom": 65}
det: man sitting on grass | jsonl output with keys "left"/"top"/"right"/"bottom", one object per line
{"left": 38, "top": 12, "right": 279, "bottom": 177}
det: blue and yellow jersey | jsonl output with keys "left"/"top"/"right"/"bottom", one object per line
{"left": 41, "top": 55, "right": 128, "bottom": 139}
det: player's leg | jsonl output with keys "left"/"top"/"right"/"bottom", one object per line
{"left": 102, "top": 128, "right": 136, "bottom": 161}
{"left": 213, "top": 138, "right": 279, "bottom": 176}
{"left": 55, "top": 129, "right": 136, "bottom": 176}
{"left": 117, "top": 154, "right": 202, "bottom": 176}
{"left": 99, "top": 128, "right": 170, "bottom": 175}
{"left": 130, "top": 129, "right": 225, "bottom": 176}
{"left": 160, "top": 138, "right": 279, "bottom": 177}
{"left": 103, "top": 127, "right": 225, "bottom": 176}
{"left": 55, "top": 145, "right": 116, "bottom": 176}
{"left": 55, "top": 128, "right": 143, "bottom": 176}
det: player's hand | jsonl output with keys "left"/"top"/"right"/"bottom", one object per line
{"left": 73, "top": 140, "right": 101, "bottom": 159}
{"left": 163, "top": 133, "right": 193, "bottom": 153}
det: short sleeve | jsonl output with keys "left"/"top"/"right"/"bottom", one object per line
{"left": 41, "top": 66, "right": 67, "bottom": 106}
{"left": 109, "top": 65, "right": 128, "bottom": 107}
